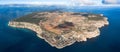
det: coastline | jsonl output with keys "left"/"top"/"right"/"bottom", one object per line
{"left": 8, "top": 12, "right": 109, "bottom": 49}
{"left": 8, "top": 21, "right": 42, "bottom": 36}
{"left": 8, "top": 20, "right": 109, "bottom": 49}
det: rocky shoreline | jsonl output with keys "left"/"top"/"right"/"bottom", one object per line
{"left": 8, "top": 12, "right": 109, "bottom": 49}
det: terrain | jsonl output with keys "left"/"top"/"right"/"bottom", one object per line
{"left": 8, "top": 11, "right": 109, "bottom": 49}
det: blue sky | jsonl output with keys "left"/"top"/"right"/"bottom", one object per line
{"left": 0, "top": 0, "right": 120, "bottom": 5}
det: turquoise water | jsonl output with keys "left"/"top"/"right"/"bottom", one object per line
{"left": 0, "top": 6, "right": 120, "bottom": 52}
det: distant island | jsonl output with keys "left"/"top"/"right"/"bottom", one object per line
{"left": 8, "top": 11, "right": 109, "bottom": 49}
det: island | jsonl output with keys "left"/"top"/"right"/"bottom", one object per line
{"left": 8, "top": 11, "right": 109, "bottom": 49}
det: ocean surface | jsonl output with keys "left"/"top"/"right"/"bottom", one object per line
{"left": 0, "top": 6, "right": 120, "bottom": 52}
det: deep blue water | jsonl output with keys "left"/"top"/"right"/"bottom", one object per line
{"left": 0, "top": 6, "right": 120, "bottom": 52}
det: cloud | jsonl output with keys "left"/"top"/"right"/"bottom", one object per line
{"left": 70, "top": 0, "right": 120, "bottom": 6}
{"left": 0, "top": 1, "right": 68, "bottom": 5}
{"left": 0, "top": 0, "right": 103, "bottom": 5}
{"left": 103, "top": 0, "right": 120, "bottom": 4}
{"left": 70, "top": 0, "right": 103, "bottom": 5}
{"left": 0, "top": 0, "right": 120, "bottom": 6}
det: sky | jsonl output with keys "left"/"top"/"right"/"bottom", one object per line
{"left": 103, "top": 0, "right": 120, "bottom": 4}
{"left": 0, "top": 0, "right": 120, "bottom": 5}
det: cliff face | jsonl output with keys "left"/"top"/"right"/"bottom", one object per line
{"left": 8, "top": 22, "right": 42, "bottom": 35}
{"left": 8, "top": 12, "right": 109, "bottom": 49}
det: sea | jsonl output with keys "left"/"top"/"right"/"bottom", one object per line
{"left": 0, "top": 5, "right": 120, "bottom": 52}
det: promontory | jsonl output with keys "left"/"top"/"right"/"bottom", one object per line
{"left": 8, "top": 11, "right": 109, "bottom": 49}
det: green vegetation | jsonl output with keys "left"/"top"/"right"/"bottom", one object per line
{"left": 87, "top": 14, "right": 104, "bottom": 21}
{"left": 13, "top": 12, "right": 47, "bottom": 25}
{"left": 88, "top": 16, "right": 104, "bottom": 21}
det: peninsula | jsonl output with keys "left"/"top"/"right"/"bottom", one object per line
{"left": 8, "top": 12, "right": 109, "bottom": 49}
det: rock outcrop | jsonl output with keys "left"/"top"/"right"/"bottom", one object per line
{"left": 8, "top": 12, "right": 109, "bottom": 49}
